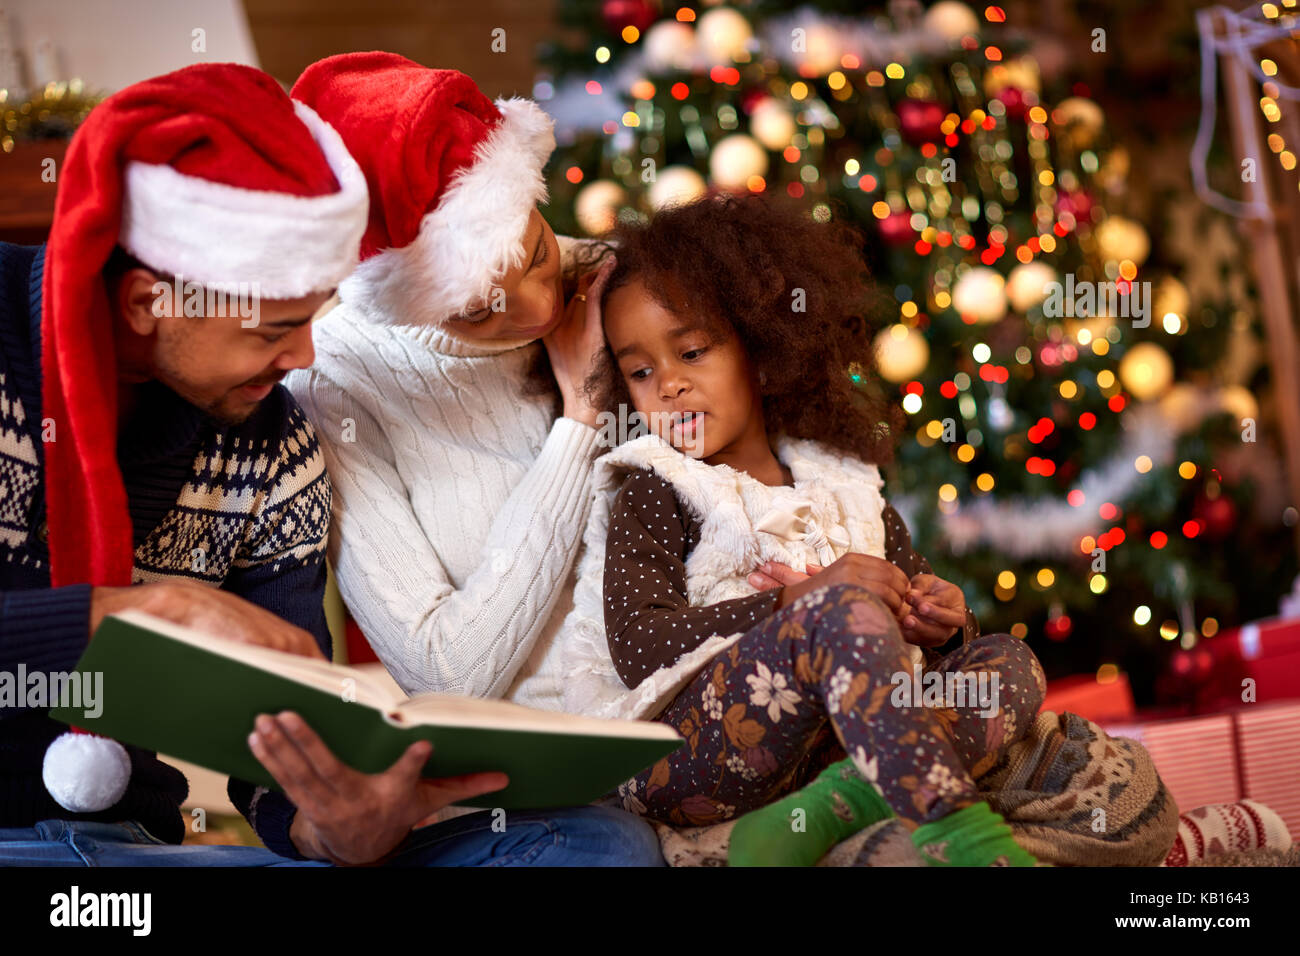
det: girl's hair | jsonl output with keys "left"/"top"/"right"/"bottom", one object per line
{"left": 585, "top": 193, "right": 903, "bottom": 465}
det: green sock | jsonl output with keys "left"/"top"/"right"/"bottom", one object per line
{"left": 910, "top": 801, "right": 1039, "bottom": 867}
{"left": 728, "top": 758, "right": 894, "bottom": 867}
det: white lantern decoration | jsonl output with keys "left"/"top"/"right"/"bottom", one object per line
{"left": 951, "top": 267, "right": 1008, "bottom": 324}
{"left": 697, "top": 7, "right": 752, "bottom": 63}
{"left": 1119, "top": 341, "right": 1174, "bottom": 401}
{"left": 873, "top": 324, "right": 930, "bottom": 383}
{"left": 749, "top": 97, "right": 796, "bottom": 151}
{"left": 1005, "top": 261, "right": 1058, "bottom": 312}
{"left": 575, "top": 180, "right": 627, "bottom": 235}
{"left": 647, "top": 165, "right": 708, "bottom": 211}
{"left": 708, "top": 133, "right": 768, "bottom": 190}
{"left": 923, "top": 1, "right": 980, "bottom": 44}
{"left": 643, "top": 21, "right": 696, "bottom": 72}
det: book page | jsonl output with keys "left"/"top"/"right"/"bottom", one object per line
{"left": 107, "top": 609, "right": 401, "bottom": 710}
{"left": 394, "top": 692, "right": 681, "bottom": 740}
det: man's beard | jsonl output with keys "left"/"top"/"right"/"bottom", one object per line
{"left": 155, "top": 360, "right": 284, "bottom": 426}
{"left": 204, "top": 373, "right": 286, "bottom": 425}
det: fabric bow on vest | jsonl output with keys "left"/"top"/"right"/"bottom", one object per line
{"left": 753, "top": 499, "right": 850, "bottom": 568}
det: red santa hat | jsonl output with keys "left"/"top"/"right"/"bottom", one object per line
{"left": 40, "top": 62, "right": 368, "bottom": 813}
{"left": 290, "top": 52, "right": 555, "bottom": 326}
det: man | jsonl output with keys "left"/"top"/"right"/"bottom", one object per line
{"left": 0, "top": 63, "right": 662, "bottom": 866}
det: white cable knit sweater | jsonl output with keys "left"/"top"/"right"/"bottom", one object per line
{"left": 285, "top": 295, "right": 602, "bottom": 703}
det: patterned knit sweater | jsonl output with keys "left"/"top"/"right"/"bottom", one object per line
{"left": 0, "top": 243, "right": 331, "bottom": 854}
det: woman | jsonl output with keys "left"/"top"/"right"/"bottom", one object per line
{"left": 287, "top": 53, "right": 942, "bottom": 721}
{"left": 286, "top": 53, "right": 614, "bottom": 708}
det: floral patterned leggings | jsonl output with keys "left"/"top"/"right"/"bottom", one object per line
{"left": 616, "top": 584, "right": 1046, "bottom": 830}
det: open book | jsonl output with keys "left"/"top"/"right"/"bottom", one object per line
{"left": 49, "top": 610, "right": 681, "bottom": 809}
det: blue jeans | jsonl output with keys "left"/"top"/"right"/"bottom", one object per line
{"left": 0, "top": 806, "right": 665, "bottom": 867}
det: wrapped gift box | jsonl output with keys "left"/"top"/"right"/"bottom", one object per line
{"left": 1103, "top": 700, "right": 1300, "bottom": 840}
{"left": 1042, "top": 672, "right": 1136, "bottom": 724}
{"left": 1193, "top": 616, "right": 1300, "bottom": 710}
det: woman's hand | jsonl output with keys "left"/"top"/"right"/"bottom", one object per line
{"left": 543, "top": 257, "right": 617, "bottom": 429}
{"left": 752, "top": 554, "right": 914, "bottom": 619}
{"left": 250, "top": 712, "right": 509, "bottom": 865}
{"left": 900, "top": 573, "right": 967, "bottom": 647}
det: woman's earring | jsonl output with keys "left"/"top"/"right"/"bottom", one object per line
{"left": 759, "top": 370, "right": 768, "bottom": 386}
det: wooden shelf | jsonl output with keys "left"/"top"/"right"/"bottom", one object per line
{"left": 0, "top": 140, "right": 67, "bottom": 243}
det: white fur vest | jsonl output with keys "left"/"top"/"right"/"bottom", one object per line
{"left": 555, "top": 434, "right": 923, "bottom": 721}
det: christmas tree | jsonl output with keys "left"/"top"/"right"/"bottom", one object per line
{"left": 534, "top": 0, "right": 1299, "bottom": 702}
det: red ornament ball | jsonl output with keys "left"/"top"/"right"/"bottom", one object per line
{"left": 1055, "top": 188, "right": 1094, "bottom": 223}
{"left": 1194, "top": 494, "right": 1237, "bottom": 540}
{"left": 996, "top": 86, "right": 1028, "bottom": 120}
{"left": 602, "top": 0, "right": 658, "bottom": 34}
{"left": 877, "top": 210, "right": 915, "bottom": 246}
{"left": 897, "top": 98, "right": 946, "bottom": 145}
{"left": 1044, "top": 613, "right": 1073, "bottom": 642}
{"left": 1170, "top": 647, "right": 1214, "bottom": 686}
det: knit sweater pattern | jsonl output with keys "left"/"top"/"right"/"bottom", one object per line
{"left": 0, "top": 242, "right": 331, "bottom": 852}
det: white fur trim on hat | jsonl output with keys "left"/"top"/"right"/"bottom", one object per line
{"left": 339, "top": 97, "right": 556, "bottom": 327}
{"left": 118, "top": 100, "right": 368, "bottom": 298}
{"left": 42, "top": 731, "right": 132, "bottom": 813}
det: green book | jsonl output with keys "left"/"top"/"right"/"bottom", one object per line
{"left": 49, "top": 610, "right": 681, "bottom": 810}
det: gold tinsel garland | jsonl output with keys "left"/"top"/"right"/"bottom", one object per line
{"left": 1, "top": 79, "right": 103, "bottom": 152}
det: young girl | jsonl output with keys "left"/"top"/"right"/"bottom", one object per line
{"left": 557, "top": 194, "right": 1047, "bottom": 867}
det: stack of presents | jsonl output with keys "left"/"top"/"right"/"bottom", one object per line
{"left": 1043, "top": 612, "right": 1300, "bottom": 863}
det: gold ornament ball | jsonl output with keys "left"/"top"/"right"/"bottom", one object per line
{"left": 1153, "top": 276, "right": 1190, "bottom": 320}
{"left": 644, "top": 21, "right": 696, "bottom": 72}
{"left": 1066, "top": 313, "right": 1116, "bottom": 344}
{"left": 874, "top": 324, "right": 930, "bottom": 383}
{"left": 697, "top": 7, "right": 752, "bottom": 63}
{"left": 1119, "top": 341, "right": 1174, "bottom": 401}
{"left": 1006, "top": 261, "right": 1058, "bottom": 312}
{"left": 952, "top": 266, "right": 1008, "bottom": 324}
{"left": 1158, "top": 383, "right": 1205, "bottom": 432}
{"left": 750, "top": 98, "right": 796, "bottom": 150}
{"left": 1053, "top": 96, "right": 1105, "bottom": 148}
{"left": 1095, "top": 215, "right": 1150, "bottom": 266}
{"left": 575, "top": 180, "right": 627, "bottom": 235}
{"left": 708, "top": 133, "right": 768, "bottom": 190}
{"left": 923, "top": 1, "right": 980, "bottom": 43}
{"left": 647, "top": 165, "right": 708, "bottom": 211}
{"left": 984, "top": 58, "right": 1042, "bottom": 96}
{"left": 795, "top": 23, "right": 843, "bottom": 76}
{"left": 1218, "top": 385, "right": 1258, "bottom": 423}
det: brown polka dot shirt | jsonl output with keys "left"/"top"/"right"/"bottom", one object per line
{"left": 603, "top": 468, "right": 980, "bottom": 688}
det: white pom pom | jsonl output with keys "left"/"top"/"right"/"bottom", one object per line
{"left": 42, "top": 732, "right": 131, "bottom": 812}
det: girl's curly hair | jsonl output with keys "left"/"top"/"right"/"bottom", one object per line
{"left": 585, "top": 193, "right": 903, "bottom": 465}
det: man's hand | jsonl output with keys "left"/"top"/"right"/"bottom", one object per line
{"left": 250, "top": 712, "right": 509, "bottom": 865}
{"left": 90, "top": 581, "right": 324, "bottom": 659}
{"left": 901, "top": 573, "right": 967, "bottom": 647}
